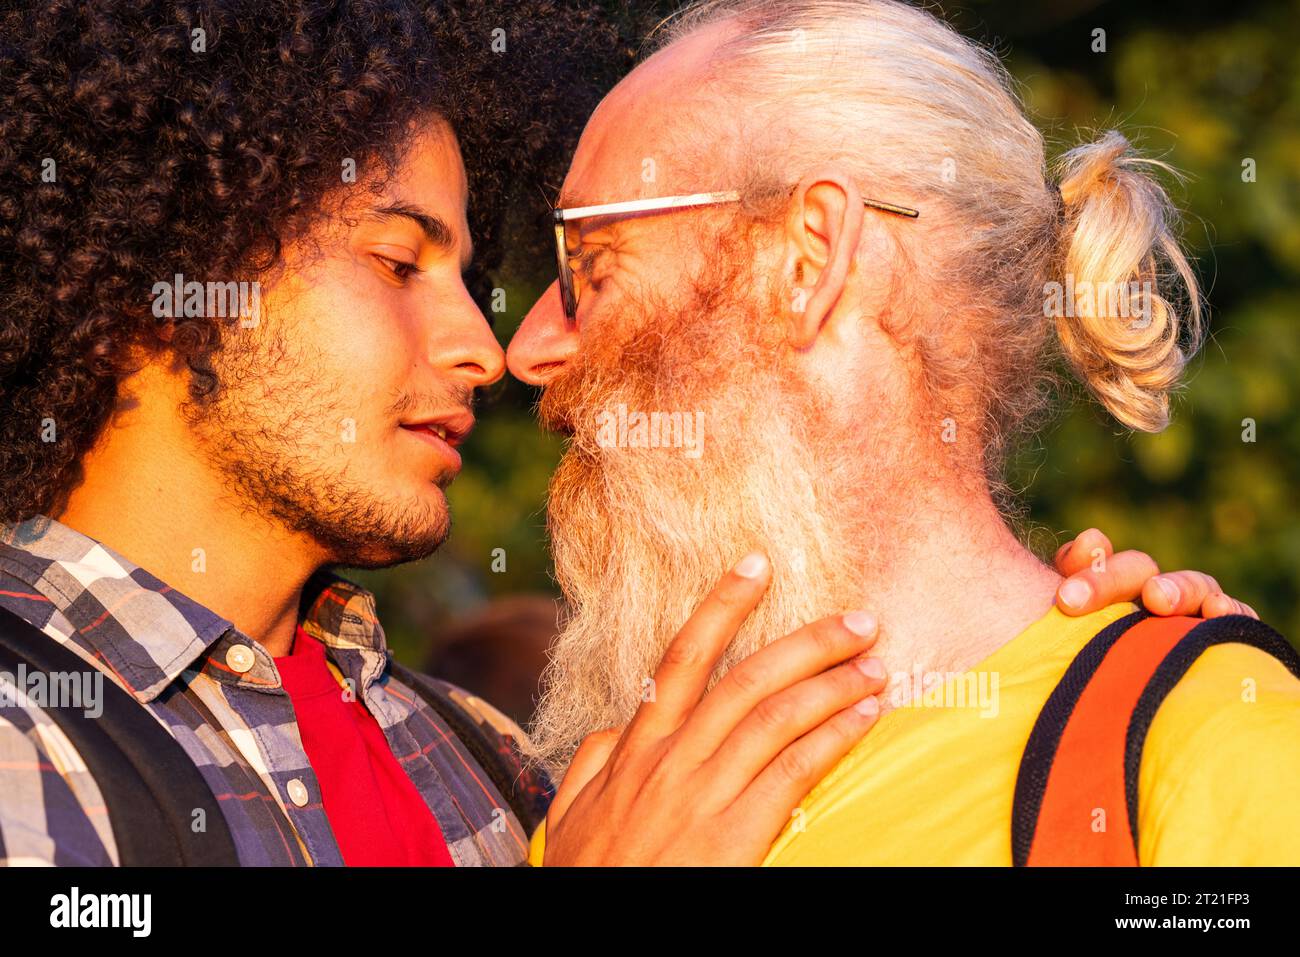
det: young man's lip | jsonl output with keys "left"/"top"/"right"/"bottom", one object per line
{"left": 405, "top": 426, "right": 467, "bottom": 470}
{"left": 399, "top": 422, "right": 464, "bottom": 473}
{"left": 399, "top": 410, "right": 475, "bottom": 448}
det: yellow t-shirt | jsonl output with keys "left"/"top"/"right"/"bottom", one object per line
{"left": 530, "top": 603, "right": 1300, "bottom": 865}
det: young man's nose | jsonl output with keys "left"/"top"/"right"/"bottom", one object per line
{"left": 507, "top": 281, "right": 578, "bottom": 386}
{"left": 439, "top": 297, "right": 507, "bottom": 389}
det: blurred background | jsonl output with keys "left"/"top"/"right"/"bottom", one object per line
{"left": 358, "top": 0, "right": 1300, "bottom": 725}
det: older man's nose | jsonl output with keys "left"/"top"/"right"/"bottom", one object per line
{"left": 507, "top": 281, "right": 578, "bottom": 386}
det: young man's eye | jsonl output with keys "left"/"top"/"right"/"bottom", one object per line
{"left": 374, "top": 254, "right": 420, "bottom": 281}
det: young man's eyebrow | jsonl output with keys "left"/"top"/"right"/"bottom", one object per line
{"left": 371, "top": 202, "right": 474, "bottom": 267}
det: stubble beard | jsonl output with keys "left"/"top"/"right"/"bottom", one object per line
{"left": 184, "top": 324, "right": 454, "bottom": 570}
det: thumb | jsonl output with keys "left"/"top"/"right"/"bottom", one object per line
{"left": 547, "top": 726, "right": 624, "bottom": 828}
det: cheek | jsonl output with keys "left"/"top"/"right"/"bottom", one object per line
{"left": 600, "top": 248, "right": 655, "bottom": 312}
{"left": 311, "top": 281, "right": 420, "bottom": 379}
{"left": 607, "top": 229, "right": 714, "bottom": 323}
{"left": 266, "top": 276, "right": 421, "bottom": 433}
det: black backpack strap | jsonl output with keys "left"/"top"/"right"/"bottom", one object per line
{"left": 0, "top": 605, "right": 239, "bottom": 866}
{"left": 389, "top": 659, "right": 552, "bottom": 835}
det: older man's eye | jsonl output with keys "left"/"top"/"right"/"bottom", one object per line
{"left": 571, "top": 247, "right": 602, "bottom": 277}
{"left": 374, "top": 254, "right": 421, "bottom": 282}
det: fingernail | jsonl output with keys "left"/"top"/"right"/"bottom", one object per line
{"left": 854, "top": 696, "right": 880, "bottom": 718}
{"left": 1155, "top": 576, "right": 1179, "bottom": 606}
{"left": 1059, "top": 579, "right": 1091, "bottom": 609}
{"left": 856, "top": 656, "right": 886, "bottom": 680}
{"left": 843, "top": 611, "right": 877, "bottom": 636}
{"left": 734, "top": 552, "right": 768, "bottom": 579}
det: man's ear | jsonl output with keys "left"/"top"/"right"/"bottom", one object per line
{"left": 782, "top": 168, "right": 865, "bottom": 348}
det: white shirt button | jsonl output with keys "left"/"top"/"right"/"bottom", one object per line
{"left": 225, "top": 644, "right": 256, "bottom": 674}
{"left": 286, "top": 778, "right": 309, "bottom": 807}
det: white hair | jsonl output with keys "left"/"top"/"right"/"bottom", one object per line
{"left": 653, "top": 0, "right": 1203, "bottom": 474}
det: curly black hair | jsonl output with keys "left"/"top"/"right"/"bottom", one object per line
{"left": 0, "top": 0, "right": 626, "bottom": 523}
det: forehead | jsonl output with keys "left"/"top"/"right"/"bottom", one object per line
{"left": 385, "top": 120, "right": 469, "bottom": 226}
{"left": 560, "top": 21, "right": 737, "bottom": 208}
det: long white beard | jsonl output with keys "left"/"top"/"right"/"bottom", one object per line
{"left": 528, "top": 287, "right": 886, "bottom": 776}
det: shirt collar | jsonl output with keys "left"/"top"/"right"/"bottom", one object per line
{"left": 0, "top": 514, "right": 389, "bottom": 703}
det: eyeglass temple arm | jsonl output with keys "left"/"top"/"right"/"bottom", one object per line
{"left": 863, "top": 198, "right": 919, "bottom": 218}
{"left": 555, "top": 191, "right": 741, "bottom": 222}
{"left": 556, "top": 191, "right": 918, "bottom": 222}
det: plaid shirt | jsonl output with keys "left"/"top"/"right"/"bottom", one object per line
{"left": 0, "top": 515, "right": 550, "bottom": 866}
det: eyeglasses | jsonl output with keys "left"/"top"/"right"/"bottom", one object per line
{"left": 551, "top": 189, "right": 919, "bottom": 327}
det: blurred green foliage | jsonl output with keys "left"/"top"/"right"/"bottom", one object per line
{"left": 363, "top": 0, "right": 1300, "bottom": 666}
{"left": 1002, "top": 0, "right": 1300, "bottom": 642}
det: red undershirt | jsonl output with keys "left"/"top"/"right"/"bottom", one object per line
{"left": 274, "top": 625, "right": 454, "bottom": 866}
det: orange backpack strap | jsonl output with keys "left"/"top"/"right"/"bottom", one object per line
{"left": 1012, "top": 611, "right": 1300, "bottom": 866}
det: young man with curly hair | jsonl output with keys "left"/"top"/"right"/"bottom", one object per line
{"left": 0, "top": 0, "right": 1261, "bottom": 867}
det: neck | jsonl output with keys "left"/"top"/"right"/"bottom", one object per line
{"left": 859, "top": 479, "right": 1061, "bottom": 713}
{"left": 53, "top": 369, "right": 324, "bottom": 656}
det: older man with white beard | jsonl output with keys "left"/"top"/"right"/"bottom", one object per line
{"left": 509, "top": 0, "right": 1300, "bottom": 865}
